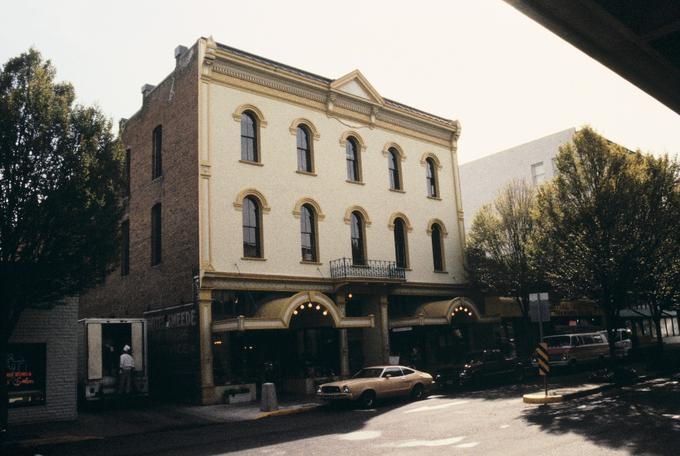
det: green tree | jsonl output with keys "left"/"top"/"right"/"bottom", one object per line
{"left": 466, "top": 179, "right": 544, "bottom": 356}
{"left": 630, "top": 153, "right": 680, "bottom": 354}
{"left": 0, "top": 49, "right": 124, "bottom": 432}
{"left": 530, "top": 127, "right": 641, "bottom": 361}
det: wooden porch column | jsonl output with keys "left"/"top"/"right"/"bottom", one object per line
{"left": 198, "top": 288, "right": 216, "bottom": 404}
{"left": 336, "top": 295, "right": 350, "bottom": 377}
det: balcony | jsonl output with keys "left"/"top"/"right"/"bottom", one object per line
{"left": 329, "top": 258, "right": 405, "bottom": 281}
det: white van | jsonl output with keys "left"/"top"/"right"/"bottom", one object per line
{"left": 601, "top": 328, "right": 633, "bottom": 358}
{"left": 542, "top": 332, "right": 609, "bottom": 367}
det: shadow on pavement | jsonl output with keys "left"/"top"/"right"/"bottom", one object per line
{"left": 522, "top": 374, "right": 680, "bottom": 456}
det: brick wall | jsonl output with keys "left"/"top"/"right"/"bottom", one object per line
{"left": 8, "top": 298, "right": 78, "bottom": 425}
{"left": 80, "top": 45, "right": 200, "bottom": 318}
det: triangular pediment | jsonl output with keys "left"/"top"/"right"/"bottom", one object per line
{"left": 330, "top": 70, "right": 384, "bottom": 105}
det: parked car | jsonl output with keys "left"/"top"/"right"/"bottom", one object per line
{"left": 540, "top": 332, "right": 609, "bottom": 368}
{"left": 600, "top": 328, "right": 633, "bottom": 358}
{"left": 316, "top": 365, "right": 434, "bottom": 408}
{"left": 433, "top": 350, "right": 528, "bottom": 389}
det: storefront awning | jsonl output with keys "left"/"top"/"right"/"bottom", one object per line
{"left": 212, "top": 291, "right": 374, "bottom": 332}
{"left": 619, "top": 308, "right": 677, "bottom": 319}
{"left": 389, "top": 297, "right": 497, "bottom": 328}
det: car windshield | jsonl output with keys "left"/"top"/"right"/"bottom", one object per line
{"left": 352, "top": 368, "right": 383, "bottom": 378}
{"left": 544, "top": 336, "right": 571, "bottom": 347}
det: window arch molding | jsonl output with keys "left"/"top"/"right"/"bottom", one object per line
{"left": 292, "top": 197, "right": 325, "bottom": 221}
{"left": 419, "top": 152, "right": 442, "bottom": 169}
{"left": 382, "top": 142, "right": 406, "bottom": 160}
{"left": 233, "top": 188, "right": 271, "bottom": 213}
{"left": 343, "top": 205, "right": 371, "bottom": 226}
{"left": 232, "top": 104, "right": 268, "bottom": 127}
{"left": 288, "top": 118, "right": 320, "bottom": 140}
{"left": 339, "top": 131, "right": 367, "bottom": 152}
{"left": 387, "top": 212, "right": 413, "bottom": 232}
{"left": 426, "top": 218, "right": 448, "bottom": 236}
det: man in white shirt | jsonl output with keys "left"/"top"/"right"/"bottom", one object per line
{"left": 118, "top": 345, "right": 135, "bottom": 395}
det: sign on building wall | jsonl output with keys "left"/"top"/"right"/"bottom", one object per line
{"left": 6, "top": 343, "right": 47, "bottom": 407}
{"left": 145, "top": 303, "right": 200, "bottom": 400}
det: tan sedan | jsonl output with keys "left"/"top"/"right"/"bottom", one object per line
{"left": 317, "top": 365, "right": 434, "bottom": 408}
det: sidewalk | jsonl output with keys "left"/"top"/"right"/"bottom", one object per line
{"left": 3, "top": 396, "right": 322, "bottom": 450}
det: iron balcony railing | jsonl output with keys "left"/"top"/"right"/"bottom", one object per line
{"left": 329, "top": 257, "right": 406, "bottom": 280}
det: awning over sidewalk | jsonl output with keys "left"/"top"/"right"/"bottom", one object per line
{"left": 619, "top": 308, "right": 677, "bottom": 319}
{"left": 389, "top": 297, "right": 497, "bottom": 328}
{"left": 212, "top": 291, "right": 374, "bottom": 332}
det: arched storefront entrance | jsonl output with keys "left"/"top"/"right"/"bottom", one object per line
{"left": 389, "top": 297, "right": 498, "bottom": 371}
{"left": 211, "top": 291, "right": 373, "bottom": 395}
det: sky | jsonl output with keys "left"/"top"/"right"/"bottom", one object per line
{"left": 1, "top": 0, "right": 679, "bottom": 164}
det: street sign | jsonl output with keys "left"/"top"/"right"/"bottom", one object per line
{"left": 535, "top": 342, "right": 550, "bottom": 376}
{"left": 529, "top": 292, "right": 550, "bottom": 323}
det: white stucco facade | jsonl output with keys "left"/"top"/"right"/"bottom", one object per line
{"left": 197, "top": 38, "right": 466, "bottom": 285}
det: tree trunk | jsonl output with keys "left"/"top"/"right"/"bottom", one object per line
{"left": 650, "top": 299, "right": 664, "bottom": 356}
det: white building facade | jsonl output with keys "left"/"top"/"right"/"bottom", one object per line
{"left": 82, "top": 37, "right": 499, "bottom": 404}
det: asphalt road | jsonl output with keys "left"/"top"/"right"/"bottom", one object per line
{"left": 29, "top": 374, "right": 680, "bottom": 456}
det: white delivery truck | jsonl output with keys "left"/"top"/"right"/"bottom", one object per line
{"left": 78, "top": 318, "right": 149, "bottom": 400}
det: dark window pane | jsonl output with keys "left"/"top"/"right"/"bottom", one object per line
{"left": 151, "top": 204, "right": 161, "bottom": 265}
{"left": 426, "top": 158, "right": 438, "bottom": 197}
{"left": 346, "top": 138, "right": 359, "bottom": 181}
{"left": 152, "top": 126, "right": 162, "bottom": 179}
{"left": 394, "top": 218, "right": 407, "bottom": 268}
{"left": 121, "top": 220, "right": 130, "bottom": 275}
{"left": 388, "top": 149, "right": 401, "bottom": 190}
{"left": 351, "top": 212, "right": 365, "bottom": 265}
{"left": 432, "top": 224, "right": 443, "bottom": 271}
{"left": 241, "top": 113, "right": 258, "bottom": 162}
{"left": 300, "top": 204, "right": 317, "bottom": 262}
{"left": 297, "top": 126, "right": 312, "bottom": 172}
{"left": 125, "top": 149, "right": 131, "bottom": 196}
{"left": 242, "top": 196, "right": 261, "bottom": 257}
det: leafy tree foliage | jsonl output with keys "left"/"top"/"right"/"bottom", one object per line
{"left": 0, "top": 49, "right": 124, "bottom": 430}
{"left": 530, "top": 127, "right": 656, "bottom": 359}
{"left": 466, "top": 179, "right": 544, "bottom": 355}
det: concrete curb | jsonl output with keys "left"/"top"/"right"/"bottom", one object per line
{"left": 523, "top": 383, "right": 615, "bottom": 404}
{"left": 255, "top": 404, "right": 322, "bottom": 420}
{"left": 2, "top": 434, "right": 103, "bottom": 450}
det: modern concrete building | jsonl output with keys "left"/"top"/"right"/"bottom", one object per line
{"left": 459, "top": 128, "right": 575, "bottom": 228}
{"left": 80, "top": 37, "right": 501, "bottom": 405}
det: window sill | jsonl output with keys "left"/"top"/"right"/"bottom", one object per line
{"left": 345, "top": 179, "right": 365, "bottom": 185}
{"left": 241, "top": 256, "right": 267, "bottom": 261}
{"left": 296, "top": 170, "right": 317, "bottom": 177}
{"left": 300, "top": 260, "right": 322, "bottom": 265}
{"left": 151, "top": 175, "right": 163, "bottom": 183}
{"left": 427, "top": 196, "right": 442, "bottom": 201}
{"left": 239, "top": 159, "right": 264, "bottom": 167}
{"left": 433, "top": 270, "right": 448, "bottom": 274}
{"left": 389, "top": 188, "right": 405, "bottom": 194}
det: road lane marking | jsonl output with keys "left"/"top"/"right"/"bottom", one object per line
{"left": 404, "top": 400, "right": 469, "bottom": 414}
{"left": 338, "top": 430, "right": 382, "bottom": 441}
{"left": 396, "top": 436, "right": 465, "bottom": 447}
{"left": 456, "top": 442, "right": 480, "bottom": 448}
{"left": 500, "top": 424, "right": 510, "bottom": 429}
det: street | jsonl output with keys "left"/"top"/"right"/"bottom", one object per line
{"left": 28, "top": 374, "right": 680, "bottom": 456}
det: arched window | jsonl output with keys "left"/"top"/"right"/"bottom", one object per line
{"left": 346, "top": 137, "right": 361, "bottom": 182}
{"left": 240, "top": 112, "right": 258, "bottom": 162}
{"left": 296, "top": 126, "right": 313, "bottom": 173}
{"left": 431, "top": 223, "right": 445, "bottom": 271}
{"left": 242, "top": 196, "right": 262, "bottom": 258}
{"left": 393, "top": 218, "right": 408, "bottom": 268}
{"left": 388, "top": 148, "right": 402, "bottom": 190}
{"left": 426, "top": 157, "right": 438, "bottom": 197}
{"left": 300, "top": 204, "right": 318, "bottom": 262}
{"left": 350, "top": 211, "right": 366, "bottom": 265}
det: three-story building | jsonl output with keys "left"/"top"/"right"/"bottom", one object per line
{"left": 81, "top": 37, "right": 492, "bottom": 404}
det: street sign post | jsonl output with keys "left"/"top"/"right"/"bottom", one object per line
{"left": 535, "top": 342, "right": 550, "bottom": 396}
